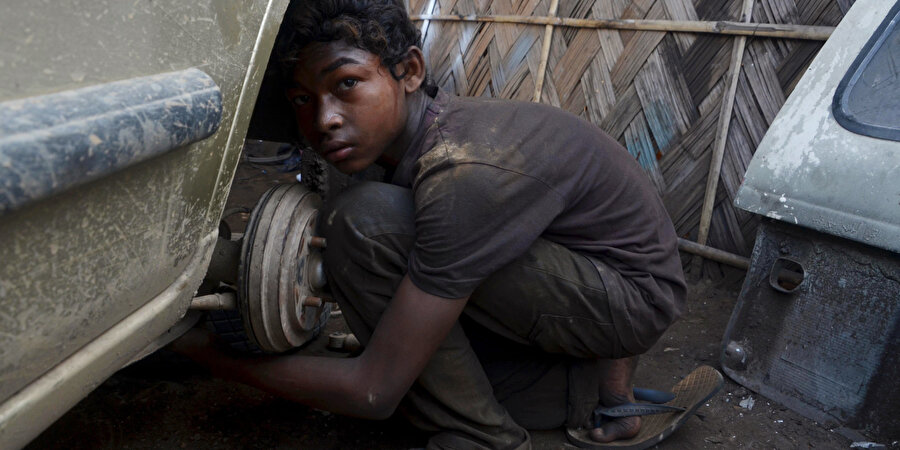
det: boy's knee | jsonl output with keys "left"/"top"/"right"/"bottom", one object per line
{"left": 319, "top": 182, "right": 415, "bottom": 241}
{"left": 319, "top": 182, "right": 416, "bottom": 279}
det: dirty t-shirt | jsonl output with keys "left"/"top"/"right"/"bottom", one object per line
{"left": 391, "top": 90, "right": 686, "bottom": 354}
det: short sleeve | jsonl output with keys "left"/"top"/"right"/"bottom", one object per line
{"left": 407, "top": 163, "right": 565, "bottom": 299}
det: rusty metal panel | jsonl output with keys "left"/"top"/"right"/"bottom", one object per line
{"left": 722, "top": 220, "right": 900, "bottom": 441}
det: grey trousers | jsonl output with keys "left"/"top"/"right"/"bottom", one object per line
{"left": 320, "top": 182, "right": 634, "bottom": 450}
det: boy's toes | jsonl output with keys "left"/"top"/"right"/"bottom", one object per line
{"left": 589, "top": 416, "right": 640, "bottom": 443}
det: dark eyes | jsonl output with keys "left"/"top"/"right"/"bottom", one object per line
{"left": 339, "top": 78, "right": 358, "bottom": 90}
{"left": 291, "top": 79, "right": 358, "bottom": 106}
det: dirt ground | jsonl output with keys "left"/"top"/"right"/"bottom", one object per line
{"left": 27, "top": 151, "right": 861, "bottom": 450}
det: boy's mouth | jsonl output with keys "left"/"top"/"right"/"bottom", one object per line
{"left": 321, "top": 141, "right": 354, "bottom": 163}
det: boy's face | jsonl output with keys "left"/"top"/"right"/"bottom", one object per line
{"left": 288, "top": 41, "right": 410, "bottom": 174}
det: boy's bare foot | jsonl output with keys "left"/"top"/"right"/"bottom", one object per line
{"left": 590, "top": 356, "right": 641, "bottom": 443}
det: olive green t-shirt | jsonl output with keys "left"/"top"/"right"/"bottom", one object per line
{"left": 392, "top": 90, "right": 686, "bottom": 354}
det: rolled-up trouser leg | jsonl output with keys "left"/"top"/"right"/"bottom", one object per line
{"left": 321, "top": 182, "right": 530, "bottom": 450}
{"left": 464, "top": 237, "right": 640, "bottom": 430}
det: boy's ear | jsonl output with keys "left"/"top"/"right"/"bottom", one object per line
{"left": 401, "top": 46, "right": 426, "bottom": 94}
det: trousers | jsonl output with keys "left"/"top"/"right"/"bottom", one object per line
{"left": 320, "top": 182, "right": 638, "bottom": 450}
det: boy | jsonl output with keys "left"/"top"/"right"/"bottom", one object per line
{"left": 175, "top": 1, "right": 690, "bottom": 448}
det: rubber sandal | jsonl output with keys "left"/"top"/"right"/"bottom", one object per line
{"left": 632, "top": 387, "right": 675, "bottom": 404}
{"left": 565, "top": 365, "right": 724, "bottom": 450}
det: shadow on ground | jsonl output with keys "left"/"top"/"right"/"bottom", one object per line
{"left": 29, "top": 277, "right": 851, "bottom": 449}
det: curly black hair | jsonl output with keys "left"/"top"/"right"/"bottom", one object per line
{"left": 278, "top": 0, "right": 436, "bottom": 95}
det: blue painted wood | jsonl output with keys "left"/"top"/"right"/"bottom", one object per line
{"left": 644, "top": 100, "right": 677, "bottom": 153}
{"left": 624, "top": 117, "right": 661, "bottom": 179}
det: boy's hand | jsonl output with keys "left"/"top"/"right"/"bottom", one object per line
{"left": 169, "top": 327, "right": 237, "bottom": 377}
{"left": 164, "top": 276, "right": 469, "bottom": 420}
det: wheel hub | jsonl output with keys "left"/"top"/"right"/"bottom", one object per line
{"left": 238, "top": 184, "right": 331, "bottom": 353}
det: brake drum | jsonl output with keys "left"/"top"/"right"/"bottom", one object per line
{"left": 238, "top": 183, "right": 330, "bottom": 353}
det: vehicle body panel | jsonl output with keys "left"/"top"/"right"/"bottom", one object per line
{"left": 724, "top": 0, "right": 900, "bottom": 441}
{"left": 0, "top": 0, "right": 291, "bottom": 446}
{"left": 733, "top": 0, "right": 900, "bottom": 253}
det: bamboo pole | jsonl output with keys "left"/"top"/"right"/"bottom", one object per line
{"left": 533, "top": 0, "right": 560, "bottom": 102}
{"left": 410, "top": 14, "right": 833, "bottom": 41}
{"left": 678, "top": 238, "right": 749, "bottom": 270}
{"left": 694, "top": 0, "right": 754, "bottom": 268}
{"left": 419, "top": 0, "right": 438, "bottom": 42}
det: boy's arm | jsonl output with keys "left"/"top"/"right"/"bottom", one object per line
{"left": 173, "top": 274, "right": 467, "bottom": 420}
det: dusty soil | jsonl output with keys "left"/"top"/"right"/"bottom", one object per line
{"left": 27, "top": 152, "right": 858, "bottom": 450}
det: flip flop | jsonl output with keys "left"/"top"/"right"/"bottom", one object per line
{"left": 632, "top": 387, "right": 675, "bottom": 404}
{"left": 566, "top": 365, "right": 724, "bottom": 450}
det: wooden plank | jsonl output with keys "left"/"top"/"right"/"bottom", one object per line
{"left": 410, "top": 0, "right": 428, "bottom": 14}
{"left": 681, "top": 35, "right": 732, "bottom": 106}
{"left": 695, "top": 0, "right": 741, "bottom": 22}
{"left": 563, "top": 79, "right": 589, "bottom": 116}
{"left": 695, "top": 0, "right": 753, "bottom": 248}
{"left": 660, "top": 0, "right": 699, "bottom": 52}
{"left": 798, "top": 0, "right": 831, "bottom": 26}
{"left": 503, "top": 69, "right": 535, "bottom": 102}
{"left": 599, "top": 85, "right": 642, "bottom": 139}
{"left": 538, "top": 19, "right": 565, "bottom": 106}
{"left": 755, "top": 0, "right": 796, "bottom": 59}
{"left": 533, "top": 0, "right": 559, "bottom": 101}
{"left": 678, "top": 238, "right": 749, "bottom": 269}
{"left": 581, "top": 52, "right": 617, "bottom": 123}
{"left": 624, "top": 112, "right": 666, "bottom": 191}
{"left": 410, "top": 14, "right": 835, "bottom": 40}
{"left": 836, "top": 0, "right": 855, "bottom": 15}
{"left": 661, "top": 144, "right": 710, "bottom": 237}
{"left": 619, "top": 0, "right": 658, "bottom": 44}
{"left": 557, "top": 0, "right": 596, "bottom": 44}
{"left": 591, "top": 1, "right": 627, "bottom": 69}
{"left": 695, "top": 78, "right": 725, "bottom": 119}
{"left": 816, "top": 1, "right": 846, "bottom": 27}
{"left": 708, "top": 189, "right": 747, "bottom": 255}
{"left": 634, "top": 35, "right": 697, "bottom": 153}
{"left": 419, "top": 0, "right": 439, "bottom": 41}
{"left": 720, "top": 107, "right": 756, "bottom": 201}
{"left": 553, "top": 28, "right": 603, "bottom": 104}
{"left": 743, "top": 40, "right": 786, "bottom": 124}
{"left": 609, "top": 1, "right": 668, "bottom": 97}
{"left": 732, "top": 70, "right": 770, "bottom": 149}
{"left": 660, "top": 101, "right": 718, "bottom": 167}
{"left": 776, "top": 40, "right": 819, "bottom": 94}
{"left": 464, "top": 32, "right": 493, "bottom": 96}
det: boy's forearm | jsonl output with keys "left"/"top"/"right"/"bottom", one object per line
{"left": 220, "top": 352, "right": 394, "bottom": 419}
{"left": 186, "top": 276, "right": 467, "bottom": 420}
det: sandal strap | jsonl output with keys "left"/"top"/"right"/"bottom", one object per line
{"left": 593, "top": 402, "right": 685, "bottom": 426}
{"left": 633, "top": 387, "right": 676, "bottom": 404}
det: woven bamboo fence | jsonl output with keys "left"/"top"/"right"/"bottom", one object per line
{"left": 406, "top": 0, "right": 854, "bottom": 268}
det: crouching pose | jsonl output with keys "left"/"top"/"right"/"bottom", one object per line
{"left": 174, "top": 1, "right": 700, "bottom": 448}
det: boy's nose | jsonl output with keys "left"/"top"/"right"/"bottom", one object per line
{"left": 317, "top": 100, "right": 343, "bottom": 131}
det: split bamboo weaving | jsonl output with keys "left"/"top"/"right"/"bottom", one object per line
{"left": 409, "top": 0, "right": 854, "bottom": 259}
